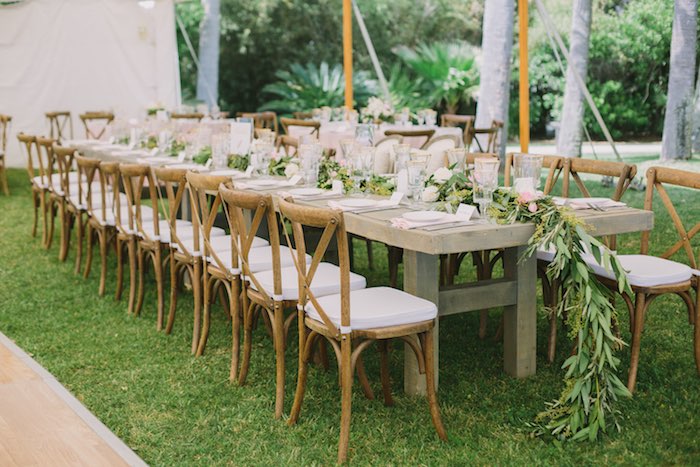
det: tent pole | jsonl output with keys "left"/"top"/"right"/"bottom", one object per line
{"left": 518, "top": 0, "right": 529, "bottom": 153}
{"left": 343, "top": 0, "right": 353, "bottom": 110}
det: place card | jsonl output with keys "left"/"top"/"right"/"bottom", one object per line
{"left": 332, "top": 180, "right": 344, "bottom": 193}
{"left": 177, "top": 151, "right": 186, "bottom": 162}
{"left": 287, "top": 174, "right": 302, "bottom": 186}
{"left": 204, "top": 158, "right": 213, "bottom": 169}
{"left": 244, "top": 166, "right": 254, "bottom": 177}
{"left": 229, "top": 121, "right": 253, "bottom": 156}
{"left": 456, "top": 203, "right": 477, "bottom": 220}
{"left": 388, "top": 191, "right": 404, "bottom": 205}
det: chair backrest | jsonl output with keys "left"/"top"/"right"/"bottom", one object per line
{"left": 280, "top": 117, "right": 320, "bottom": 137}
{"left": 292, "top": 111, "right": 313, "bottom": 120}
{"left": 74, "top": 155, "right": 119, "bottom": 224}
{"left": 238, "top": 111, "right": 278, "bottom": 133}
{"left": 504, "top": 153, "right": 565, "bottom": 195}
{"left": 275, "top": 134, "right": 298, "bottom": 156}
{"left": 422, "top": 135, "right": 461, "bottom": 173}
{"left": 185, "top": 172, "right": 233, "bottom": 268}
{"left": 641, "top": 166, "right": 700, "bottom": 268}
{"left": 384, "top": 128, "right": 435, "bottom": 148}
{"left": 36, "top": 137, "right": 59, "bottom": 192}
{"left": 17, "top": 133, "right": 43, "bottom": 184}
{"left": 218, "top": 184, "right": 283, "bottom": 302}
{"left": 46, "top": 111, "right": 73, "bottom": 141}
{"left": 277, "top": 197, "right": 349, "bottom": 335}
{"left": 0, "top": 114, "right": 11, "bottom": 154}
{"left": 154, "top": 167, "right": 191, "bottom": 252}
{"left": 119, "top": 163, "right": 160, "bottom": 239}
{"left": 467, "top": 119, "right": 503, "bottom": 154}
{"left": 440, "top": 114, "right": 474, "bottom": 146}
{"left": 562, "top": 158, "right": 637, "bottom": 202}
{"left": 373, "top": 135, "right": 403, "bottom": 173}
{"left": 53, "top": 145, "right": 77, "bottom": 198}
{"left": 171, "top": 112, "right": 205, "bottom": 122}
{"left": 79, "top": 111, "right": 114, "bottom": 140}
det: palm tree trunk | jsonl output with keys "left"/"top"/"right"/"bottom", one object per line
{"left": 662, "top": 0, "right": 697, "bottom": 160}
{"left": 556, "top": 0, "right": 592, "bottom": 158}
{"left": 474, "top": 0, "right": 515, "bottom": 158}
{"left": 196, "top": 0, "right": 220, "bottom": 108}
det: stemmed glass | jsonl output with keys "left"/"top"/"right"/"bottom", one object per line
{"left": 211, "top": 133, "right": 230, "bottom": 169}
{"left": 347, "top": 152, "right": 366, "bottom": 196}
{"left": 354, "top": 123, "right": 373, "bottom": 147}
{"left": 359, "top": 146, "right": 376, "bottom": 194}
{"left": 407, "top": 159, "right": 427, "bottom": 205}
{"left": 446, "top": 148, "right": 468, "bottom": 174}
{"left": 513, "top": 153, "right": 544, "bottom": 193}
{"left": 339, "top": 139, "right": 356, "bottom": 160}
{"left": 299, "top": 143, "right": 322, "bottom": 186}
{"left": 473, "top": 157, "right": 500, "bottom": 220}
{"left": 251, "top": 140, "right": 274, "bottom": 178}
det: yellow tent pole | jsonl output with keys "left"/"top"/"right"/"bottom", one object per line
{"left": 518, "top": 0, "right": 529, "bottom": 152}
{"left": 343, "top": 0, "right": 353, "bottom": 110}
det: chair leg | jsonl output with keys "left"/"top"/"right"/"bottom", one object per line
{"left": 58, "top": 202, "right": 69, "bottom": 261}
{"left": 40, "top": 191, "right": 48, "bottom": 248}
{"left": 83, "top": 224, "right": 94, "bottom": 279}
{"left": 31, "top": 190, "right": 39, "bottom": 237}
{"left": 196, "top": 276, "right": 212, "bottom": 356}
{"left": 74, "top": 214, "right": 84, "bottom": 274}
{"left": 423, "top": 329, "right": 447, "bottom": 441}
{"left": 273, "top": 302, "right": 285, "bottom": 419}
{"left": 229, "top": 276, "right": 240, "bottom": 380}
{"left": 46, "top": 200, "right": 57, "bottom": 250}
{"left": 154, "top": 247, "right": 165, "bottom": 331}
{"left": 191, "top": 261, "right": 203, "bottom": 354}
{"left": 115, "top": 237, "right": 124, "bottom": 301}
{"left": 627, "top": 292, "right": 647, "bottom": 393}
{"left": 378, "top": 340, "right": 394, "bottom": 406}
{"left": 165, "top": 250, "right": 178, "bottom": 335}
{"left": 694, "top": 287, "right": 700, "bottom": 375}
{"left": 337, "top": 337, "right": 353, "bottom": 464}
{"left": 355, "top": 354, "right": 374, "bottom": 400}
{"left": 288, "top": 317, "right": 311, "bottom": 426}
{"left": 238, "top": 299, "right": 255, "bottom": 383}
{"left": 98, "top": 231, "right": 108, "bottom": 296}
{"left": 135, "top": 246, "right": 146, "bottom": 316}
{"left": 127, "top": 237, "right": 137, "bottom": 315}
{"left": 0, "top": 166, "right": 8, "bottom": 195}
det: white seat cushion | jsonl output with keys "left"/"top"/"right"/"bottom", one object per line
{"left": 69, "top": 192, "right": 127, "bottom": 210}
{"left": 140, "top": 219, "right": 221, "bottom": 243}
{"left": 252, "top": 262, "right": 367, "bottom": 300}
{"left": 31, "top": 175, "right": 48, "bottom": 189}
{"left": 586, "top": 254, "right": 697, "bottom": 288}
{"left": 92, "top": 205, "right": 155, "bottom": 228}
{"left": 306, "top": 286, "right": 437, "bottom": 331}
{"left": 176, "top": 235, "right": 267, "bottom": 256}
{"left": 52, "top": 172, "right": 79, "bottom": 185}
{"left": 216, "top": 245, "right": 311, "bottom": 274}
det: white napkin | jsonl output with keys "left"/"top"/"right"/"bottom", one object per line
{"left": 236, "top": 175, "right": 301, "bottom": 190}
{"left": 554, "top": 197, "right": 627, "bottom": 210}
{"left": 208, "top": 168, "right": 247, "bottom": 179}
{"left": 137, "top": 156, "right": 175, "bottom": 165}
{"left": 327, "top": 196, "right": 402, "bottom": 212}
{"left": 390, "top": 213, "right": 472, "bottom": 230}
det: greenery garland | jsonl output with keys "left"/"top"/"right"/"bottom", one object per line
{"left": 228, "top": 154, "right": 250, "bottom": 171}
{"left": 317, "top": 157, "right": 396, "bottom": 195}
{"left": 424, "top": 168, "right": 633, "bottom": 440}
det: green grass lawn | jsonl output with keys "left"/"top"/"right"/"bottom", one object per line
{"left": 1, "top": 168, "right": 699, "bottom": 465}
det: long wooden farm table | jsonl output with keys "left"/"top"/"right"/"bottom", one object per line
{"left": 74, "top": 141, "right": 655, "bottom": 396}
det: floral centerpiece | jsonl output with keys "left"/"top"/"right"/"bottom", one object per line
{"left": 360, "top": 96, "right": 394, "bottom": 124}
{"left": 228, "top": 154, "right": 250, "bottom": 171}
{"left": 268, "top": 155, "right": 300, "bottom": 178}
{"left": 139, "top": 134, "right": 158, "bottom": 150}
{"left": 316, "top": 157, "right": 395, "bottom": 195}
{"left": 168, "top": 139, "right": 186, "bottom": 157}
{"left": 192, "top": 146, "right": 212, "bottom": 165}
{"left": 422, "top": 165, "right": 472, "bottom": 211}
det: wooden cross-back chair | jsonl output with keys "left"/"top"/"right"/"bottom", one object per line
{"left": 384, "top": 128, "right": 435, "bottom": 148}
{"left": 36, "top": 137, "right": 63, "bottom": 250}
{"left": 120, "top": 163, "right": 175, "bottom": 328}
{"left": 292, "top": 111, "right": 313, "bottom": 120}
{"left": 46, "top": 111, "right": 73, "bottom": 141}
{"left": 422, "top": 134, "right": 461, "bottom": 173}
{"left": 185, "top": 172, "right": 242, "bottom": 358}
{"left": 0, "top": 114, "right": 11, "bottom": 195}
{"left": 536, "top": 157, "right": 637, "bottom": 362}
{"left": 589, "top": 166, "right": 700, "bottom": 393}
{"left": 279, "top": 117, "right": 320, "bottom": 138}
{"left": 275, "top": 134, "right": 298, "bottom": 156}
{"left": 79, "top": 111, "right": 114, "bottom": 140}
{"left": 218, "top": 185, "right": 327, "bottom": 419}
{"left": 156, "top": 168, "right": 230, "bottom": 353}
{"left": 18, "top": 133, "right": 50, "bottom": 244}
{"left": 171, "top": 112, "right": 204, "bottom": 122}
{"left": 237, "top": 111, "right": 279, "bottom": 133}
{"left": 53, "top": 145, "right": 83, "bottom": 269}
{"left": 467, "top": 119, "right": 503, "bottom": 154}
{"left": 278, "top": 198, "right": 446, "bottom": 463}
{"left": 440, "top": 114, "right": 474, "bottom": 146}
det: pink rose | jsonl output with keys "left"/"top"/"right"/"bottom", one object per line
{"left": 517, "top": 191, "right": 536, "bottom": 204}
{"left": 528, "top": 202, "right": 538, "bottom": 213}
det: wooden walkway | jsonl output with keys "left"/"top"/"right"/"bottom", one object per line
{"left": 0, "top": 332, "right": 146, "bottom": 466}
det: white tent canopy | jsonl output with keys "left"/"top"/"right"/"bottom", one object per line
{"left": 0, "top": 0, "right": 181, "bottom": 167}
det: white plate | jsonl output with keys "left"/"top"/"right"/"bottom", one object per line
{"left": 247, "top": 179, "right": 281, "bottom": 187}
{"left": 209, "top": 169, "right": 244, "bottom": 177}
{"left": 338, "top": 198, "right": 377, "bottom": 208}
{"left": 288, "top": 187, "right": 324, "bottom": 196}
{"left": 402, "top": 211, "right": 445, "bottom": 223}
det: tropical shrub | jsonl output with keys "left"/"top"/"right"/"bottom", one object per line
{"left": 258, "top": 62, "right": 377, "bottom": 114}
{"left": 394, "top": 41, "right": 480, "bottom": 114}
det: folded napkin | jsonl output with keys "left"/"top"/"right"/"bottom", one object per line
{"left": 327, "top": 199, "right": 397, "bottom": 212}
{"left": 236, "top": 177, "right": 300, "bottom": 190}
{"left": 559, "top": 198, "right": 627, "bottom": 210}
{"left": 137, "top": 156, "right": 176, "bottom": 165}
{"left": 208, "top": 168, "right": 247, "bottom": 179}
{"left": 278, "top": 189, "right": 342, "bottom": 200}
{"left": 390, "top": 213, "right": 471, "bottom": 230}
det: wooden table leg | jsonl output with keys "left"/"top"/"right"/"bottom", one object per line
{"left": 402, "top": 250, "right": 439, "bottom": 396}
{"left": 503, "top": 245, "right": 537, "bottom": 377}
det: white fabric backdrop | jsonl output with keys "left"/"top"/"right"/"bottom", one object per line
{"left": 0, "top": 0, "right": 181, "bottom": 167}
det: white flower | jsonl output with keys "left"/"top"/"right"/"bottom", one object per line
{"left": 284, "top": 163, "right": 299, "bottom": 178}
{"left": 422, "top": 185, "right": 440, "bottom": 202}
{"left": 432, "top": 167, "right": 453, "bottom": 183}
